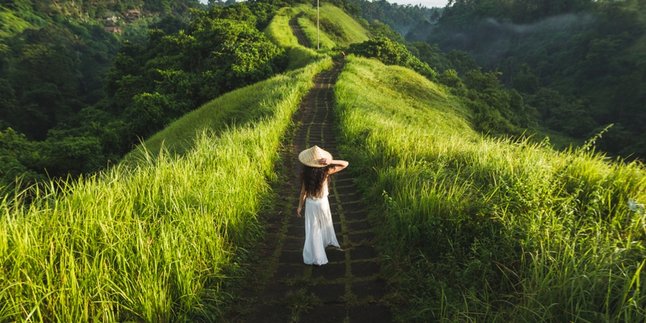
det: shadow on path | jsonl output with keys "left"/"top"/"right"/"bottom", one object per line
{"left": 229, "top": 59, "right": 392, "bottom": 322}
{"left": 289, "top": 14, "right": 311, "bottom": 48}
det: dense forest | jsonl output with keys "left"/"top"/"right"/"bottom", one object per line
{"left": 2, "top": 0, "right": 644, "bottom": 190}
{"left": 346, "top": 0, "right": 442, "bottom": 35}
{"left": 1, "top": 1, "right": 644, "bottom": 321}
{"left": 345, "top": 1, "right": 539, "bottom": 139}
{"left": 0, "top": 0, "right": 288, "bottom": 191}
{"left": 400, "top": 0, "right": 646, "bottom": 159}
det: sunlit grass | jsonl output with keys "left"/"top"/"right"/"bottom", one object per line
{"left": 0, "top": 9, "right": 36, "bottom": 38}
{"left": 294, "top": 3, "right": 370, "bottom": 49}
{"left": 317, "top": 4, "right": 370, "bottom": 46}
{"left": 264, "top": 4, "right": 368, "bottom": 67}
{"left": 265, "top": 7, "right": 300, "bottom": 48}
{"left": 264, "top": 7, "right": 322, "bottom": 70}
{"left": 297, "top": 15, "right": 336, "bottom": 50}
{"left": 335, "top": 56, "right": 646, "bottom": 321}
{"left": 0, "top": 58, "right": 332, "bottom": 321}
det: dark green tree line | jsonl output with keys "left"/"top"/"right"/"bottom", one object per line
{"left": 395, "top": 0, "right": 646, "bottom": 159}
{"left": 1, "top": 0, "right": 286, "bottom": 191}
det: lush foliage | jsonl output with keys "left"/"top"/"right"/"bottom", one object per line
{"left": 335, "top": 56, "right": 646, "bottom": 321}
{"left": 2, "top": 0, "right": 202, "bottom": 20}
{"left": 441, "top": 0, "right": 593, "bottom": 23}
{"left": 107, "top": 5, "right": 285, "bottom": 137}
{"left": 347, "top": 35, "right": 535, "bottom": 136}
{"left": 264, "top": 6, "right": 322, "bottom": 70}
{"left": 409, "top": 0, "right": 646, "bottom": 159}
{"left": 347, "top": 0, "right": 442, "bottom": 35}
{"left": 0, "top": 1, "right": 285, "bottom": 190}
{"left": 347, "top": 36, "right": 436, "bottom": 79}
{"left": 2, "top": 2, "right": 644, "bottom": 321}
{"left": 0, "top": 5, "right": 126, "bottom": 189}
{"left": 0, "top": 58, "right": 332, "bottom": 322}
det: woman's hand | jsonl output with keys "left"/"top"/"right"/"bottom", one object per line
{"left": 296, "top": 206, "right": 302, "bottom": 217}
{"left": 318, "top": 158, "right": 329, "bottom": 166}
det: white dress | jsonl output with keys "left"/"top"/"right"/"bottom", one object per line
{"left": 303, "top": 182, "right": 340, "bottom": 265}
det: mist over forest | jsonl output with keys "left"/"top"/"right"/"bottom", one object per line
{"left": 350, "top": 0, "right": 645, "bottom": 157}
{"left": 1, "top": 1, "right": 645, "bottom": 322}
{"left": 401, "top": 0, "right": 646, "bottom": 159}
{"left": 1, "top": 0, "right": 644, "bottom": 189}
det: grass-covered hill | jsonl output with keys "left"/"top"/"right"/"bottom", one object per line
{"left": 0, "top": 57, "right": 333, "bottom": 321}
{"left": 409, "top": 0, "right": 646, "bottom": 160}
{"left": 264, "top": 2, "right": 370, "bottom": 69}
{"left": 292, "top": 3, "right": 370, "bottom": 50}
{"left": 0, "top": 2, "right": 341, "bottom": 320}
{"left": 1, "top": 1, "right": 645, "bottom": 322}
{"left": 336, "top": 55, "right": 645, "bottom": 321}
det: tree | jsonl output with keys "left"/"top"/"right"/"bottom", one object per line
{"left": 512, "top": 64, "right": 539, "bottom": 93}
{"left": 439, "top": 69, "right": 464, "bottom": 89}
{"left": 125, "top": 92, "right": 174, "bottom": 137}
{"left": 348, "top": 37, "right": 437, "bottom": 79}
{"left": 41, "top": 132, "right": 105, "bottom": 176}
{"left": 0, "top": 128, "right": 43, "bottom": 190}
{"left": 0, "top": 0, "right": 287, "bottom": 187}
{"left": 0, "top": 79, "right": 16, "bottom": 122}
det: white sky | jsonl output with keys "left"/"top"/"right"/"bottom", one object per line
{"left": 198, "top": 0, "right": 448, "bottom": 8}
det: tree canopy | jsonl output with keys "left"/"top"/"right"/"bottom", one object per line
{"left": 0, "top": 0, "right": 285, "bottom": 190}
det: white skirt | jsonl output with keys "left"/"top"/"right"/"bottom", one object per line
{"left": 303, "top": 195, "right": 340, "bottom": 265}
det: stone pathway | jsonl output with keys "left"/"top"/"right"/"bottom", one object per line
{"left": 229, "top": 60, "right": 392, "bottom": 322}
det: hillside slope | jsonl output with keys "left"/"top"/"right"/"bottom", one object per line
{"left": 335, "top": 56, "right": 646, "bottom": 321}
{"left": 0, "top": 58, "right": 332, "bottom": 322}
{"left": 265, "top": 3, "right": 370, "bottom": 63}
{"left": 264, "top": 6, "right": 323, "bottom": 70}
{"left": 3, "top": 2, "right": 644, "bottom": 322}
{"left": 294, "top": 3, "right": 370, "bottom": 50}
{"left": 412, "top": 0, "right": 646, "bottom": 159}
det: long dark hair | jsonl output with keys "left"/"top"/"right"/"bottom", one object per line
{"left": 301, "top": 165, "right": 332, "bottom": 198}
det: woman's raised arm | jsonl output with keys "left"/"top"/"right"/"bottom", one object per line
{"left": 318, "top": 158, "right": 348, "bottom": 175}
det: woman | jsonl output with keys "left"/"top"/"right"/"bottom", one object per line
{"left": 296, "top": 145, "right": 349, "bottom": 265}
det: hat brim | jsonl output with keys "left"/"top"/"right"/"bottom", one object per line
{"left": 298, "top": 146, "right": 332, "bottom": 168}
{"left": 301, "top": 162, "right": 327, "bottom": 168}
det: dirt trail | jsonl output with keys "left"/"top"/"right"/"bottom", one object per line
{"left": 289, "top": 14, "right": 311, "bottom": 48}
{"left": 229, "top": 60, "right": 392, "bottom": 322}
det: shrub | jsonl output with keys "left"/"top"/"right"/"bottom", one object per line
{"left": 347, "top": 36, "right": 437, "bottom": 80}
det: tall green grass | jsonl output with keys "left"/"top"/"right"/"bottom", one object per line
{"left": 335, "top": 56, "right": 646, "bottom": 321}
{"left": 265, "top": 4, "right": 369, "bottom": 57}
{"left": 297, "top": 15, "right": 336, "bottom": 50}
{"left": 264, "top": 7, "right": 322, "bottom": 70}
{"left": 295, "top": 4, "right": 370, "bottom": 49}
{"left": 126, "top": 64, "right": 311, "bottom": 158}
{"left": 0, "top": 58, "right": 332, "bottom": 321}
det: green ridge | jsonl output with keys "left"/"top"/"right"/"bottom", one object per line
{"left": 2, "top": 2, "right": 645, "bottom": 322}
{"left": 0, "top": 58, "right": 332, "bottom": 322}
{"left": 335, "top": 55, "right": 646, "bottom": 322}
{"left": 295, "top": 3, "right": 370, "bottom": 50}
{"left": 127, "top": 65, "right": 321, "bottom": 159}
{"left": 264, "top": 7, "right": 322, "bottom": 70}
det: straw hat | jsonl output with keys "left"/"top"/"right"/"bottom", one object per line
{"left": 298, "top": 145, "right": 332, "bottom": 168}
